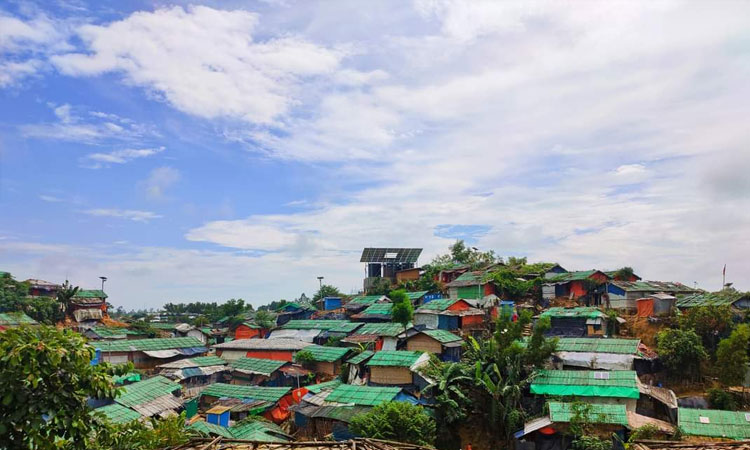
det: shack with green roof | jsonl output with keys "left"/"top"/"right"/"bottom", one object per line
{"left": 91, "top": 336, "right": 207, "bottom": 369}
{"left": 366, "top": 350, "right": 429, "bottom": 385}
{"left": 539, "top": 307, "right": 611, "bottom": 337}
{"left": 403, "top": 328, "right": 463, "bottom": 362}
{"left": 530, "top": 370, "right": 640, "bottom": 411}
{"left": 678, "top": 407, "right": 750, "bottom": 440}
{"left": 301, "top": 345, "right": 351, "bottom": 376}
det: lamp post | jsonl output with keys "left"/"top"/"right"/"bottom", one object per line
{"left": 317, "top": 276, "right": 324, "bottom": 289}
{"left": 471, "top": 247, "right": 480, "bottom": 299}
{"left": 99, "top": 276, "right": 108, "bottom": 292}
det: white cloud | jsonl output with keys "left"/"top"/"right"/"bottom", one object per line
{"left": 52, "top": 5, "right": 343, "bottom": 124}
{"left": 21, "top": 103, "right": 156, "bottom": 144}
{"left": 83, "top": 146, "right": 165, "bottom": 169}
{"left": 82, "top": 208, "right": 162, "bottom": 222}
{"left": 39, "top": 195, "right": 63, "bottom": 203}
{"left": 613, "top": 164, "right": 646, "bottom": 176}
{"left": 140, "top": 166, "right": 180, "bottom": 200}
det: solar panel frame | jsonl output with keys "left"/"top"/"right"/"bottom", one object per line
{"left": 360, "top": 248, "right": 423, "bottom": 263}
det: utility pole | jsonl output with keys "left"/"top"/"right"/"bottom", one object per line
{"left": 99, "top": 276, "right": 107, "bottom": 292}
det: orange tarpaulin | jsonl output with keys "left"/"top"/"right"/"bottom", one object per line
{"left": 636, "top": 298, "right": 654, "bottom": 317}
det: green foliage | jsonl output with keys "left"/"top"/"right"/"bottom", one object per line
{"left": 573, "top": 435, "right": 611, "bottom": 450}
{"left": 431, "top": 240, "right": 499, "bottom": 270}
{"left": 313, "top": 284, "right": 343, "bottom": 302}
{"left": 368, "top": 277, "right": 393, "bottom": 296}
{"left": 294, "top": 349, "right": 315, "bottom": 367}
{"left": 253, "top": 309, "right": 276, "bottom": 329}
{"left": 24, "top": 295, "right": 64, "bottom": 324}
{"left": 192, "top": 315, "right": 209, "bottom": 326}
{"left": 56, "top": 280, "right": 80, "bottom": 317}
{"left": 715, "top": 324, "right": 750, "bottom": 386}
{"left": 656, "top": 328, "right": 707, "bottom": 381}
{"left": 349, "top": 401, "right": 436, "bottom": 446}
{"left": 390, "top": 289, "right": 414, "bottom": 330}
{"left": 678, "top": 306, "right": 735, "bottom": 355}
{"left": 0, "top": 326, "right": 128, "bottom": 449}
{"left": 0, "top": 274, "right": 63, "bottom": 324}
{"left": 568, "top": 402, "right": 612, "bottom": 450}
{"left": 611, "top": 267, "right": 635, "bottom": 281}
{"left": 706, "top": 387, "right": 737, "bottom": 411}
{"left": 627, "top": 424, "right": 663, "bottom": 442}
{"left": 90, "top": 413, "right": 193, "bottom": 450}
{"left": 161, "top": 298, "right": 251, "bottom": 323}
{"left": 423, "top": 360, "right": 472, "bottom": 425}
{"left": 486, "top": 269, "right": 537, "bottom": 301}
{"left": 128, "top": 320, "right": 160, "bottom": 338}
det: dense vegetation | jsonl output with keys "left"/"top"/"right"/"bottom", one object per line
{"left": 350, "top": 402, "right": 436, "bottom": 446}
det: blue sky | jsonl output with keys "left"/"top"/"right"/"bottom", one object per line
{"left": 1, "top": 0, "right": 749, "bottom": 309}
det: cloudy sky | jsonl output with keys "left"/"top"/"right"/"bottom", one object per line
{"left": 1, "top": 1, "right": 749, "bottom": 309}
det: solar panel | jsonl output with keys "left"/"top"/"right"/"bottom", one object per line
{"left": 360, "top": 248, "right": 422, "bottom": 263}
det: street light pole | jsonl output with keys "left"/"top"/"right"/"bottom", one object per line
{"left": 99, "top": 276, "right": 108, "bottom": 292}
{"left": 317, "top": 276, "right": 324, "bottom": 289}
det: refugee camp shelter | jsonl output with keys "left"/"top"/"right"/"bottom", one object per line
{"left": 110, "top": 375, "right": 183, "bottom": 418}
{"left": 345, "top": 295, "right": 390, "bottom": 314}
{"left": 539, "top": 307, "right": 611, "bottom": 337}
{"left": 229, "top": 356, "right": 300, "bottom": 386}
{"left": 366, "top": 350, "right": 429, "bottom": 386}
{"left": 342, "top": 322, "right": 407, "bottom": 351}
{"left": 275, "top": 302, "right": 314, "bottom": 326}
{"left": 530, "top": 370, "right": 640, "bottom": 410}
{"left": 0, "top": 312, "right": 38, "bottom": 330}
{"left": 279, "top": 320, "right": 362, "bottom": 345}
{"left": 83, "top": 327, "right": 145, "bottom": 340}
{"left": 301, "top": 345, "right": 351, "bottom": 376}
{"left": 157, "top": 355, "right": 229, "bottom": 395}
{"left": 608, "top": 281, "right": 699, "bottom": 310}
{"left": 676, "top": 291, "right": 750, "bottom": 312}
{"left": 190, "top": 418, "right": 292, "bottom": 442}
{"left": 352, "top": 302, "right": 394, "bottom": 322}
{"left": 548, "top": 338, "right": 641, "bottom": 370}
{"left": 677, "top": 408, "right": 750, "bottom": 440}
{"left": 325, "top": 384, "right": 401, "bottom": 406}
{"left": 213, "top": 338, "right": 312, "bottom": 362}
{"left": 403, "top": 328, "right": 463, "bottom": 361}
{"left": 445, "top": 271, "right": 496, "bottom": 300}
{"left": 542, "top": 270, "right": 610, "bottom": 304}
{"left": 514, "top": 402, "right": 629, "bottom": 446}
{"left": 346, "top": 350, "right": 375, "bottom": 383}
{"left": 414, "top": 298, "right": 484, "bottom": 331}
{"left": 93, "top": 403, "right": 143, "bottom": 424}
{"left": 70, "top": 289, "right": 108, "bottom": 322}
{"left": 93, "top": 337, "right": 207, "bottom": 369}
{"left": 200, "top": 383, "right": 293, "bottom": 422}
{"left": 234, "top": 322, "right": 266, "bottom": 340}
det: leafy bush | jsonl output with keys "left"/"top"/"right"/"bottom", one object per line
{"left": 390, "top": 289, "right": 414, "bottom": 330}
{"left": 91, "top": 413, "right": 193, "bottom": 450}
{"left": 678, "top": 306, "right": 735, "bottom": 354}
{"left": 349, "top": 401, "right": 436, "bottom": 446}
{"left": 294, "top": 349, "right": 315, "bottom": 367}
{"left": 656, "top": 328, "right": 707, "bottom": 381}
{"left": 707, "top": 388, "right": 737, "bottom": 411}
{"left": 715, "top": 324, "right": 750, "bottom": 386}
{"left": 628, "top": 424, "right": 663, "bottom": 442}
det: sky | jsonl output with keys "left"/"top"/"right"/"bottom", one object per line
{"left": 1, "top": 0, "right": 749, "bottom": 309}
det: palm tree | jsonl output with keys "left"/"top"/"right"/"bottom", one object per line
{"left": 423, "top": 362, "right": 472, "bottom": 424}
{"left": 56, "top": 280, "right": 79, "bottom": 317}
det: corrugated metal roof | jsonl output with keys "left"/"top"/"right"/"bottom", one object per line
{"left": 445, "top": 271, "right": 483, "bottom": 287}
{"left": 310, "top": 405, "right": 372, "bottom": 422}
{"left": 548, "top": 270, "right": 608, "bottom": 282}
{"left": 348, "top": 295, "right": 390, "bottom": 306}
{"left": 417, "top": 298, "right": 459, "bottom": 311}
{"left": 230, "top": 357, "right": 286, "bottom": 376}
{"left": 89, "top": 327, "right": 144, "bottom": 338}
{"left": 282, "top": 320, "right": 362, "bottom": 333}
{"left": 405, "top": 291, "right": 429, "bottom": 300}
{"left": 115, "top": 376, "right": 181, "bottom": 408}
{"left": 612, "top": 280, "right": 698, "bottom": 294}
{"left": 305, "top": 380, "right": 343, "bottom": 394}
{"left": 189, "top": 421, "right": 235, "bottom": 438}
{"left": 346, "top": 351, "right": 375, "bottom": 365}
{"left": 678, "top": 407, "right": 750, "bottom": 439}
{"left": 325, "top": 384, "right": 401, "bottom": 406}
{"left": 546, "top": 338, "right": 640, "bottom": 354}
{"left": 93, "top": 403, "right": 142, "bottom": 424}
{"left": 676, "top": 291, "right": 748, "bottom": 308}
{"left": 530, "top": 370, "right": 639, "bottom": 399}
{"left": 93, "top": 337, "right": 204, "bottom": 352}
{"left": 158, "top": 356, "right": 227, "bottom": 369}
{"left": 548, "top": 401, "right": 628, "bottom": 425}
{"left": 230, "top": 421, "right": 290, "bottom": 442}
{"left": 366, "top": 351, "right": 422, "bottom": 367}
{"left": 304, "top": 345, "right": 351, "bottom": 362}
{"left": 74, "top": 289, "right": 108, "bottom": 299}
{"left": 359, "top": 303, "right": 393, "bottom": 316}
{"left": 201, "top": 383, "right": 290, "bottom": 402}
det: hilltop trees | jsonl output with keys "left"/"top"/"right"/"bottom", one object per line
{"left": 716, "top": 324, "right": 750, "bottom": 386}
{"left": 312, "top": 284, "right": 343, "bottom": 302}
{"left": 431, "top": 240, "right": 499, "bottom": 270}
{"left": 678, "top": 305, "right": 735, "bottom": 354}
{"left": 656, "top": 328, "right": 707, "bottom": 381}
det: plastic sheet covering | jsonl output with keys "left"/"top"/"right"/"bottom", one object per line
{"left": 556, "top": 352, "right": 635, "bottom": 370}
{"left": 636, "top": 298, "right": 654, "bottom": 317}
{"left": 73, "top": 308, "right": 103, "bottom": 322}
{"left": 131, "top": 394, "right": 183, "bottom": 417}
{"left": 268, "top": 329, "right": 321, "bottom": 342}
{"left": 219, "top": 350, "right": 248, "bottom": 361}
{"left": 179, "top": 346, "right": 208, "bottom": 356}
{"left": 143, "top": 349, "right": 182, "bottom": 358}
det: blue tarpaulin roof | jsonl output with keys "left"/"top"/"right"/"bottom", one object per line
{"left": 179, "top": 347, "right": 208, "bottom": 356}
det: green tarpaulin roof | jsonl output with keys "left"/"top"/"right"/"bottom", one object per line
{"left": 678, "top": 407, "right": 750, "bottom": 439}
{"left": 346, "top": 351, "right": 375, "bottom": 365}
{"left": 352, "top": 323, "right": 407, "bottom": 337}
{"left": 548, "top": 402, "right": 628, "bottom": 425}
{"left": 325, "top": 384, "right": 401, "bottom": 406}
{"left": 93, "top": 336, "right": 204, "bottom": 352}
{"left": 230, "top": 357, "right": 286, "bottom": 376}
{"left": 348, "top": 295, "right": 389, "bottom": 305}
{"left": 359, "top": 303, "right": 394, "bottom": 316}
{"left": 548, "top": 270, "right": 607, "bottom": 282}
{"left": 180, "top": 356, "right": 227, "bottom": 367}
{"left": 112, "top": 372, "right": 141, "bottom": 384}
{"left": 189, "top": 421, "right": 235, "bottom": 438}
{"left": 405, "top": 291, "right": 429, "bottom": 300}
{"left": 676, "top": 291, "right": 748, "bottom": 308}
{"left": 540, "top": 307, "right": 606, "bottom": 319}
{"left": 305, "top": 379, "right": 343, "bottom": 394}
{"left": 525, "top": 337, "right": 639, "bottom": 354}
{"left": 0, "top": 312, "right": 38, "bottom": 326}
{"left": 93, "top": 403, "right": 142, "bottom": 424}
{"left": 418, "top": 298, "right": 459, "bottom": 311}
{"left": 304, "top": 345, "right": 351, "bottom": 362}
{"left": 229, "top": 421, "right": 290, "bottom": 442}
{"left": 148, "top": 323, "right": 179, "bottom": 330}
{"left": 367, "top": 350, "right": 422, "bottom": 367}
{"left": 530, "top": 370, "right": 639, "bottom": 399}
{"left": 90, "top": 327, "right": 144, "bottom": 338}
{"left": 282, "top": 320, "right": 361, "bottom": 332}
{"left": 201, "top": 383, "right": 290, "bottom": 402}
{"left": 74, "top": 289, "right": 108, "bottom": 299}
{"left": 115, "top": 376, "right": 180, "bottom": 408}
{"left": 422, "top": 329, "right": 462, "bottom": 344}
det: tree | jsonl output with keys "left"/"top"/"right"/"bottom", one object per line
{"left": 656, "top": 328, "right": 707, "bottom": 381}
{"left": 715, "top": 324, "right": 750, "bottom": 386}
{"left": 390, "top": 289, "right": 413, "bottom": 330}
{"left": 24, "top": 296, "right": 64, "bottom": 324}
{"left": 349, "top": 401, "right": 435, "bottom": 446}
{"left": 678, "top": 305, "right": 735, "bottom": 355}
{"left": 422, "top": 360, "right": 472, "bottom": 449}
{"left": 568, "top": 401, "right": 612, "bottom": 450}
{"left": 312, "top": 284, "right": 343, "bottom": 302}
{"left": 56, "top": 279, "right": 80, "bottom": 317}
{"left": 0, "top": 326, "right": 127, "bottom": 449}
{"left": 90, "top": 413, "right": 193, "bottom": 450}
{"left": 707, "top": 388, "right": 737, "bottom": 410}
{"left": 611, "top": 267, "right": 635, "bottom": 281}
{"left": 367, "top": 277, "right": 392, "bottom": 296}
{"left": 293, "top": 349, "right": 315, "bottom": 368}
{"left": 193, "top": 315, "right": 209, "bottom": 327}
{"left": 432, "top": 240, "right": 499, "bottom": 270}
{"left": 253, "top": 309, "right": 276, "bottom": 329}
